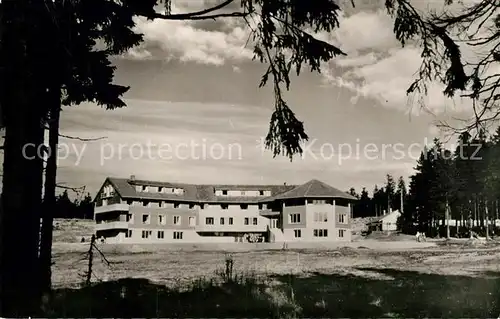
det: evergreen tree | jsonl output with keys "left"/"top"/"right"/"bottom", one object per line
{"left": 385, "top": 174, "right": 396, "bottom": 212}
{"left": 358, "top": 187, "right": 371, "bottom": 218}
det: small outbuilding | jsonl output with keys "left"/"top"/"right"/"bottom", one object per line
{"left": 366, "top": 210, "right": 401, "bottom": 232}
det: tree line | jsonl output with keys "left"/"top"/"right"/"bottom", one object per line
{"left": 397, "top": 128, "right": 500, "bottom": 238}
{"left": 349, "top": 127, "right": 500, "bottom": 238}
{"left": 52, "top": 191, "right": 94, "bottom": 220}
{"left": 348, "top": 175, "right": 407, "bottom": 218}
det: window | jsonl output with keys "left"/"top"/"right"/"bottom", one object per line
{"left": 240, "top": 204, "right": 248, "bottom": 210}
{"left": 258, "top": 204, "right": 263, "bottom": 210}
{"left": 174, "top": 203, "right": 180, "bottom": 208}
{"left": 189, "top": 217, "right": 196, "bottom": 226}
{"left": 173, "top": 216, "right": 181, "bottom": 225}
{"left": 252, "top": 217, "right": 258, "bottom": 225}
{"left": 142, "top": 214, "right": 150, "bottom": 224}
{"left": 158, "top": 187, "right": 163, "bottom": 193}
{"left": 313, "top": 200, "right": 325, "bottom": 204}
{"left": 338, "top": 214, "right": 346, "bottom": 224}
{"left": 241, "top": 191, "right": 246, "bottom": 196}
{"left": 339, "top": 229, "right": 345, "bottom": 238}
{"left": 127, "top": 200, "right": 133, "bottom": 205}
{"left": 200, "top": 204, "right": 205, "bottom": 209}
{"left": 294, "top": 229, "right": 302, "bottom": 238}
{"left": 314, "top": 212, "right": 328, "bottom": 223}
{"left": 222, "top": 190, "right": 228, "bottom": 195}
{"left": 259, "top": 190, "right": 264, "bottom": 196}
{"left": 142, "top": 185, "right": 147, "bottom": 191}
{"left": 158, "top": 214, "right": 166, "bottom": 225}
{"left": 125, "top": 230, "right": 132, "bottom": 238}
{"left": 244, "top": 218, "right": 249, "bottom": 225}
{"left": 221, "top": 204, "right": 228, "bottom": 210}
{"left": 159, "top": 201, "right": 164, "bottom": 208}
{"left": 229, "top": 217, "right": 234, "bottom": 225}
{"left": 290, "top": 213, "right": 301, "bottom": 224}
{"left": 141, "top": 230, "right": 152, "bottom": 239}
{"left": 220, "top": 217, "right": 225, "bottom": 225}
{"left": 157, "top": 231, "right": 164, "bottom": 239}
{"left": 206, "top": 217, "right": 214, "bottom": 225}
{"left": 313, "top": 229, "right": 328, "bottom": 237}
{"left": 142, "top": 201, "right": 150, "bottom": 207}
{"left": 189, "top": 203, "right": 195, "bottom": 209}
{"left": 173, "top": 232, "right": 183, "bottom": 240}
{"left": 126, "top": 214, "right": 133, "bottom": 222}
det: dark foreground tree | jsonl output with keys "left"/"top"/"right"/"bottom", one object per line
{"left": 1, "top": 0, "right": 499, "bottom": 316}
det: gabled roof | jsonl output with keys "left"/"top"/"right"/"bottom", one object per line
{"left": 264, "top": 179, "right": 357, "bottom": 201}
{"left": 100, "top": 177, "right": 355, "bottom": 203}
{"left": 104, "top": 177, "right": 296, "bottom": 203}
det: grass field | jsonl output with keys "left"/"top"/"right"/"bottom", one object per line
{"left": 48, "top": 219, "right": 500, "bottom": 317}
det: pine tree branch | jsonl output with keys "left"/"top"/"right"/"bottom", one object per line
{"left": 59, "top": 134, "right": 107, "bottom": 141}
{"left": 149, "top": 11, "right": 249, "bottom": 20}
{"left": 145, "top": 0, "right": 250, "bottom": 21}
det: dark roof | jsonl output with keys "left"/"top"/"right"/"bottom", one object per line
{"left": 103, "top": 177, "right": 356, "bottom": 204}
{"left": 264, "top": 179, "right": 357, "bottom": 201}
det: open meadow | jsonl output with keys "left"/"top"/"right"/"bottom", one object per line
{"left": 48, "top": 219, "right": 500, "bottom": 317}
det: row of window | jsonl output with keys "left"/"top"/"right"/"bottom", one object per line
{"left": 136, "top": 185, "right": 185, "bottom": 195}
{"left": 130, "top": 201, "right": 344, "bottom": 209}
{"left": 219, "top": 190, "right": 269, "bottom": 196}
{"left": 125, "top": 230, "right": 185, "bottom": 240}
{"left": 125, "top": 229, "right": 347, "bottom": 240}
{"left": 126, "top": 201, "right": 268, "bottom": 210}
{"left": 205, "top": 217, "right": 258, "bottom": 225}
{"left": 138, "top": 187, "right": 271, "bottom": 196}
{"left": 289, "top": 213, "right": 348, "bottom": 224}
{"left": 293, "top": 229, "right": 347, "bottom": 238}
{"left": 139, "top": 214, "right": 196, "bottom": 226}
{"left": 137, "top": 214, "right": 260, "bottom": 226}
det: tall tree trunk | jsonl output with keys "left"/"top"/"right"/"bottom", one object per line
{"left": 485, "top": 199, "right": 489, "bottom": 240}
{"left": 400, "top": 191, "right": 404, "bottom": 213}
{"left": 474, "top": 198, "right": 477, "bottom": 227}
{"left": 493, "top": 199, "right": 498, "bottom": 228}
{"left": 446, "top": 197, "right": 450, "bottom": 239}
{"left": 496, "top": 200, "right": 499, "bottom": 229}
{"left": 480, "top": 197, "right": 485, "bottom": 228}
{"left": 39, "top": 101, "right": 60, "bottom": 295}
{"left": 0, "top": 1, "right": 48, "bottom": 315}
{"left": 469, "top": 201, "right": 473, "bottom": 239}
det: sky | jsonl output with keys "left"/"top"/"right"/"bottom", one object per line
{"left": 54, "top": 0, "right": 483, "bottom": 196}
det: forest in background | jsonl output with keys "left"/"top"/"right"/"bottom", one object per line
{"left": 349, "top": 127, "right": 500, "bottom": 237}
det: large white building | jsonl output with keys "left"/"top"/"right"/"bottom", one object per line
{"left": 94, "top": 176, "right": 357, "bottom": 244}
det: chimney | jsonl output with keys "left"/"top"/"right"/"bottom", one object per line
{"left": 130, "top": 175, "right": 135, "bottom": 181}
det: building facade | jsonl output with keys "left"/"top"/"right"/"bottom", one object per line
{"left": 94, "top": 176, "right": 357, "bottom": 244}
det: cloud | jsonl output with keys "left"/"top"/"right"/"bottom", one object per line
{"left": 232, "top": 65, "right": 241, "bottom": 73}
{"left": 127, "top": 1, "right": 253, "bottom": 65}
{"left": 317, "top": 4, "right": 489, "bottom": 117}
{"left": 126, "top": 2, "right": 481, "bottom": 121}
